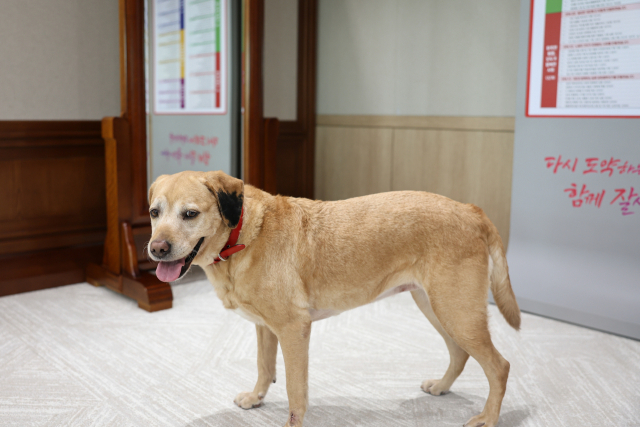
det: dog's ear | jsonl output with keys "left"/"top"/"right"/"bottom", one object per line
{"left": 202, "top": 171, "right": 244, "bottom": 228}
{"left": 148, "top": 174, "right": 169, "bottom": 203}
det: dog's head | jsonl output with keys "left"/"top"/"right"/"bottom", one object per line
{"left": 147, "top": 170, "right": 244, "bottom": 282}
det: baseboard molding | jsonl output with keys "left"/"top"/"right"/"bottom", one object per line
{"left": 490, "top": 295, "right": 640, "bottom": 341}
{"left": 0, "top": 244, "right": 103, "bottom": 297}
{"left": 0, "top": 227, "right": 106, "bottom": 256}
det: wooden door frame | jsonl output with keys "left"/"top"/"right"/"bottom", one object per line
{"left": 243, "top": 0, "right": 266, "bottom": 189}
{"left": 279, "top": 0, "right": 317, "bottom": 198}
{"left": 123, "top": 0, "right": 150, "bottom": 225}
{"left": 244, "top": 0, "right": 317, "bottom": 198}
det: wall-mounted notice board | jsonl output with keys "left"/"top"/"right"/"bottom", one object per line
{"left": 527, "top": 0, "right": 640, "bottom": 117}
{"left": 147, "top": 0, "right": 239, "bottom": 186}
{"left": 508, "top": 0, "right": 640, "bottom": 340}
{"left": 153, "top": 0, "right": 227, "bottom": 114}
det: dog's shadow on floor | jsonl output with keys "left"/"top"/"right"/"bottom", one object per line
{"left": 185, "top": 393, "right": 531, "bottom": 427}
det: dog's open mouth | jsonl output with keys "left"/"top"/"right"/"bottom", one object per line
{"left": 155, "top": 237, "right": 204, "bottom": 282}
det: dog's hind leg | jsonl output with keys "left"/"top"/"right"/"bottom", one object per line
{"left": 424, "top": 270, "right": 510, "bottom": 427}
{"left": 234, "top": 325, "right": 279, "bottom": 409}
{"left": 411, "top": 289, "right": 469, "bottom": 396}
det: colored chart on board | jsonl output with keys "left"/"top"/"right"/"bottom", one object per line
{"left": 146, "top": 0, "right": 239, "bottom": 189}
{"left": 153, "top": 0, "right": 227, "bottom": 114}
{"left": 527, "top": 0, "right": 640, "bottom": 116}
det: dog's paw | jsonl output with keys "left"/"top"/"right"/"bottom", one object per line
{"left": 464, "top": 412, "right": 497, "bottom": 427}
{"left": 421, "top": 379, "right": 449, "bottom": 396}
{"left": 233, "top": 391, "right": 264, "bottom": 409}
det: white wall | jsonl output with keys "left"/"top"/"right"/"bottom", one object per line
{"left": 317, "top": 0, "right": 521, "bottom": 116}
{"left": 0, "top": 0, "right": 120, "bottom": 120}
{"left": 263, "top": 0, "right": 298, "bottom": 121}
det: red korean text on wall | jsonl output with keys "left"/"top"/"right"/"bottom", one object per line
{"left": 160, "top": 133, "right": 220, "bottom": 166}
{"left": 544, "top": 155, "right": 640, "bottom": 216}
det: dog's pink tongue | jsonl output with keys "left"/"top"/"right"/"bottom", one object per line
{"left": 156, "top": 258, "right": 185, "bottom": 282}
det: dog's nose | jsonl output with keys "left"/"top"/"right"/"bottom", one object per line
{"left": 150, "top": 240, "right": 171, "bottom": 258}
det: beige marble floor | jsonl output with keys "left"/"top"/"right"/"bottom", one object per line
{"left": 0, "top": 276, "right": 639, "bottom": 427}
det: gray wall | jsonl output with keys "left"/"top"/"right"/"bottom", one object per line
{"left": 317, "top": 0, "right": 520, "bottom": 116}
{"left": 507, "top": 0, "right": 640, "bottom": 340}
{"left": 0, "top": 0, "right": 120, "bottom": 120}
{"left": 263, "top": 0, "right": 298, "bottom": 121}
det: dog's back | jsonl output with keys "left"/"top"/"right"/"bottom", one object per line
{"left": 256, "top": 189, "right": 519, "bottom": 329}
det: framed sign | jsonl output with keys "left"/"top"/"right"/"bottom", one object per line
{"left": 148, "top": 0, "right": 239, "bottom": 187}
{"left": 153, "top": 0, "right": 227, "bottom": 114}
{"left": 526, "top": 0, "right": 640, "bottom": 117}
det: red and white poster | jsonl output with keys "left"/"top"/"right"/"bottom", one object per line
{"left": 527, "top": 0, "right": 640, "bottom": 117}
{"left": 153, "top": 0, "right": 227, "bottom": 115}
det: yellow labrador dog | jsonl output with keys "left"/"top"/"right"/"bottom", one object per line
{"left": 147, "top": 170, "right": 520, "bottom": 427}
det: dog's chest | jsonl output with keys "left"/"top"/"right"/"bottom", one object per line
{"left": 205, "top": 274, "right": 265, "bottom": 324}
{"left": 232, "top": 306, "right": 265, "bottom": 325}
{"left": 308, "top": 308, "right": 343, "bottom": 321}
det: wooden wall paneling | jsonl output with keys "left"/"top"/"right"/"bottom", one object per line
{"left": 0, "top": 121, "right": 106, "bottom": 254}
{"left": 0, "top": 230, "right": 106, "bottom": 258}
{"left": 314, "top": 115, "right": 514, "bottom": 247}
{"left": 0, "top": 121, "right": 106, "bottom": 296}
{"left": 315, "top": 126, "right": 393, "bottom": 201}
{"left": 0, "top": 155, "right": 105, "bottom": 244}
{"left": 263, "top": 118, "right": 280, "bottom": 195}
{"left": 276, "top": 129, "right": 307, "bottom": 197}
{"left": 391, "top": 129, "right": 514, "bottom": 245}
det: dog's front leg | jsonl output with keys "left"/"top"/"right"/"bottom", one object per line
{"left": 276, "top": 320, "right": 311, "bottom": 427}
{"left": 234, "top": 325, "right": 278, "bottom": 409}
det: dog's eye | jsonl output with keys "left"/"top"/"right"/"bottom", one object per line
{"left": 150, "top": 209, "right": 159, "bottom": 218}
{"left": 185, "top": 210, "right": 199, "bottom": 219}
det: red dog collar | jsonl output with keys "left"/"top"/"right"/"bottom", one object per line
{"left": 211, "top": 207, "right": 246, "bottom": 265}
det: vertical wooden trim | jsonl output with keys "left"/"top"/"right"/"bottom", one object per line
{"left": 299, "top": 0, "right": 317, "bottom": 198}
{"left": 120, "top": 222, "right": 141, "bottom": 278}
{"left": 243, "top": 0, "right": 266, "bottom": 189}
{"left": 242, "top": 0, "right": 250, "bottom": 182}
{"left": 296, "top": 0, "right": 317, "bottom": 133}
{"left": 102, "top": 117, "right": 121, "bottom": 274}
{"left": 124, "top": 0, "right": 151, "bottom": 224}
{"left": 119, "top": 0, "right": 127, "bottom": 115}
{"left": 263, "top": 117, "right": 280, "bottom": 194}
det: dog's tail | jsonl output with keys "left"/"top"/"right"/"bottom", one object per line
{"left": 478, "top": 208, "right": 521, "bottom": 331}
